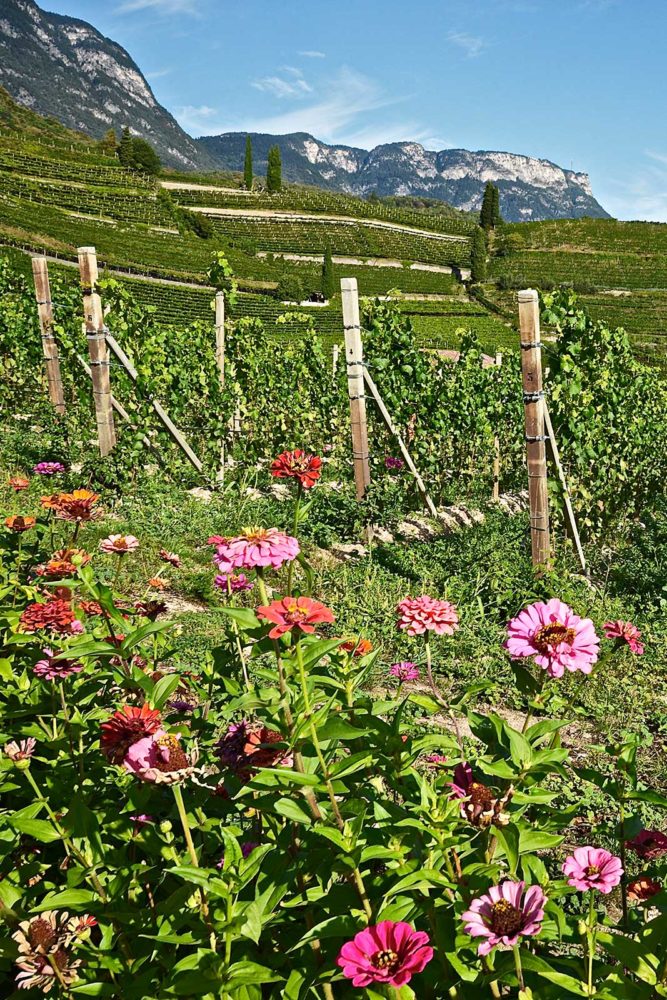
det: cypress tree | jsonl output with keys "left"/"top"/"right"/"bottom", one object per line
{"left": 480, "top": 181, "right": 495, "bottom": 229}
{"left": 118, "top": 127, "right": 134, "bottom": 167}
{"left": 321, "top": 243, "right": 335, "bottom": 299}
{"left": 470, "top": 226, "right": 487, "bottom": 282}
{"left": 244, "top": 135, "right": 253, "bottom": 190}
{"left": 492, "top": 185, "right": 502, "bottom": 226}
{"left": 266, "top": 145, "right": 282, "bottom": 193}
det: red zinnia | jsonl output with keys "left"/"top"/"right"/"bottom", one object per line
{"left": 340, "top": 637, "right": 373, "bottom": 656}
{"left": 627, "top": 877, "right": 661, "bottom": 902}
{"left": 36, "top": 548, "right": 90, "bottom": 580}
{"left": 604, "top": 620, "right": 644, "bottom": 655}
{"left": 100, "top": 704, "right": 163, "bottom": 764}
{"left": 20, "top": 600, "right": 78, "bottom": 635}
{"left": 256, "top": 596, "right": 335, "bottom": 639}
{"left": 53, "top": 489, "right": 100, "bottom": 522}
{"left": 9, "top": 476, "right": 30, "bottom": 491}
{"left": 270, "top": 449, "right": 322, "bottom": 489}
{"left": 626, "top": 830, "right": 667, "bottom": 860}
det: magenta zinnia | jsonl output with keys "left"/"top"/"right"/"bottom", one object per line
{"left": 505, "top": 598, "right": 599, "bottom": 678}
{"left": 463, "top": 881, "right": 546, "bottom": 955}
{"left": 33, "top": 649, "right": 84, "bottom": 682}
{"left": 212, "top": 527, "right": 299, "bottom": 574}
{"left": 562, "top": 846, "right": 623, "bottom": 893}
{"left": 396, "top": 595, "right": 459, "bottom": 637}
{"left": 337, "top": 920, "right": 433, "bottom": 988}
{"left": 603, "top": 619, "right": 644, "bottom": 655}
{"left": 390, "top": 661, "right": 419, "bottom": 681}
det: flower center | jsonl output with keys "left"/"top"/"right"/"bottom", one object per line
{"left": 242, "top": 527, "right": 269, "bottom": 543}
{"left": 469, "top": 781, "right": 494, "bottom": 810}
{"left": 156, "top": 735, "right": 189, "bottom": 772}
{"left": 28, "top": 918, "right": 59, "bottom": 951}
{"left": 585, "top": 865, "right": 600, "bottom": 876}
{"left": 372, "top": 949, "right": 400, "bottom": 973}
{"left": 533, "top": 622, "right": 576, "bottom": 653}
{"left": 490, "top": 899, "right": 524, "bottom": 937}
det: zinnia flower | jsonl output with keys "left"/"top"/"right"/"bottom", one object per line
{"left": 5, "top": 515, "right": 36, "bottom": 533}
{"left": 424, "top": 753, "right": 448, "bottom": 767}
{"left": 212, "top": 527, "right": 299, "bottom": 574}
{"left": 159, "top": 549, "right": 181, "bottom": 567}
{"left": 397, "top": 596, "right": 459, "bottom": 637}
{"left": 340, "top": 637, "right": 373, "bottom": 656}
{"left": 133, "top": 600, "right": 167, "bottom": 621}
{"left": 626, "top": 830, "right": 667, "bottom": 860}
{"left": 36, "top": 548, "right": 90, "bottom": 579}
{"left": 450, "top": 762, "right": 513, "bottom": 828}
{"left": 627, "top": 877, "right": 661, "bottom": 902}
{"left": 100, "top": 704, "right": 163, "bottom": 764}
{"left": 40, "top": 494, "right": 62, "bottom": 511}
{"left": 390, "top": 661, "right": 419, "bottom": 681}
{"left": 9, "top": 475, "right": 30, "bottom": 491}
{"left": 505, "top": 598, "right": 599, "bottom": 678}
{"left": 20, "top": 600, "right": 81, "bottom": 636}
{"left": 33, "top": 462, "right": 66, "bottom": 476}
{"left": 462, "top": 881, "right": 547, "bottom": 955}
{"left": 562, "top": 846, "right": 623, "bottom": 893}
{"left": 385, "top": 456, "right": 404, "bottom": 471}
{"left": 123, "top": 731, "right": 198, "bottom": 784}
{"left": 214, "top": 573, "right": 254, "bottom": 593}
{"left": 33, "top": 649, "right": 84, "bottom": 681}
{"left": 99, "top": 534, "right": 139, "bottom": 555}
{"left": 257, "top": 596, "right": 335, "bottom": 639}
{"left": 147, "top": 577, "right": 168, "bottom": 591}
{"left": 53, "top": 489, "right": 100, "bottom": 522}
{"left": 270, "top": 449, "right": 322, "bottom": 489}
{"left": 604, "top": 620, "right": 644, "bottom": 655}
{"left": 337, "top": 921, "right": 433, "bottom": 988}
{"left": 4, "top": 738, "right": 36, "bottom": 761}
{"left": 13, "top": 911, "right": 82, "bottom": 993}
{"left": 217, "top": 719, "right": 292, "bottom": 780}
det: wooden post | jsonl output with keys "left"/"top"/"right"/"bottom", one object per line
{"left": 518, "top": 289, "right": 550, "bottom": 568}
{"left": 341, "top": 278, "right": 370, "bottom": 500}
{"left": 215, "top": 292, "right": 226, "bottom": 481}
{"left": 77, "top": 247, "right": 116, "bottom": 456}
{"left": 31, "top": 257, "right": 65, "bottom": 414}
{"left": 492, "top": 351, "right": 502, "bottom": 501}
{"left": 543, "top": 401, "right": 587, "bottom": 573}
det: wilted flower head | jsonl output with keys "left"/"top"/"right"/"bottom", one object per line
{"left": 33, "top": 649, "right": 84, "bottom": 682}
{"left": 53, "top": 489, "right": 100, "bottom": 522}
{"left": 390, "top": 661, "right": 419, "bottom": 682}
{"left": 397, "top": 596, "right": 459, "bottom": 637}
{"left": 9, "top": 475, "right": 30, "bottom": 491}
{"left": 604, "top": 620, "right": 644, "bottom": 655}
{"left": 214, "top": 573, "right": 253, "bottom": 593}
{"left": 5, "top": 515, "right": 36, "bottom": 533}
{"left": 99, "top": 534, "right": 139, "bottom": 555}
{"left": 337, "top": 921, "right": 433, "bottom": 988}
{"left": 257, "top": 596, "right": 335, "bottom": 639}
{"left": 33, "top": 462, "right": 66, "bottom": 476}
{"left": 100, "top": 704, "right": 163, "bottom": 764}
{"left": 270, "top": 449, "right": 322, "bottom": 489}
{"left": 626, "top": 829, "right": 667, "bottom": 860}
{"left": 13, "top": 910, "right": 83, "bottom": 993}
{"left": 123, "top": 732, "right": 198, "bottom": 784}
{"left": 159, "top": 549, "right": 181, "bottom": 567}
{"left": 4, "top": 738, "right": 36, "bottom": 762}
{"left": 562, "top": 846, "right": 623, "bottom": 893}
{"left": 627, "top": 877, "right": 661, "bottom": 902}
{"left": 451, "top": 763, "right": 513, "bottom": 828}
{"left": 505, "top": 598, "right": 599, "bottom": 678}
{"left": 217, "top": 719, "right": 292, "bottom": 780}
{"left": 147, "top": 577, "right": 168, "bottom": 591}
{"left": 339, "top": 637, "right": 373, "bottom": 657}
{"left": 212, "top": 527, "right": 299, "bottom": 574}
{"left": 133, "top": 600, "right": 167, "bottom": 621}
{"left": 462, "top": 881, "right": 547, "bottom": 955}
{"left": 20, "top": 600, "right": 81, "bottom": 636}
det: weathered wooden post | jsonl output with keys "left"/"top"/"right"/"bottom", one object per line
{"left": 31, "top": 257, "right": 66, "bottom": 414}
{"left": 77, "top": 247, "right": 116, "bottom": 456}
{"left": 492, "top": 351, "right": 502, "bottom": 501}
{"left": 518, "top": 290, "right": 550, "bottom": 568}
{"left": 341, "top": 278, "right": 370, "bottom": 500}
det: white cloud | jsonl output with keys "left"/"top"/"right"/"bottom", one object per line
{"left": 446, "top": 31, "right": 487, "bottom": 58}
{"left": 116, "top": 0, "right": 199, "bottom": 13}
{"left": 298, "top": 50, "right": 326, "bottom": 59}
{"left": 252, "top": 67, "right": 312, "bottom": 99}
{"left": 175, "top": 104, "right": 220, "bottom": 134}
{"left": 145, "top": 68, "right": 172, "bottom": 80}
{"left": 598, "top": 155, "right": 667, "bottom": 222}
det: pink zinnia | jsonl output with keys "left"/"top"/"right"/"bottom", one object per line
{"left": 396, "top": 596, "right": 459, "bottom": 637}
{"left": 505, "top": 598, "right": 599, "bottom": 678}
{"left": 626, "top": 830, "right": 667, "bottom": 860}
{"left": 212, "top": 527, "right": 299, "bottom": 574}
{"left": 337, "top": 920, "right": 433, "bottom": 988}
{"left": 99, "top": 534, "right": 140, "bottom": 555}
{"left": 33, "top": 648, "right": 84, "bottom": 681}
{"left": 123, "top": 732, "right": 197, "bottom": 784}
{"left": 214, "top": 573, "right": 254, "bottom": 593}
{"left": 390, "top": 661, "right": 419, "bottom": 681}
{"left": 33, "top": 461, "right": 66, "bottom": 475}
{"left": 4, "top": 738, "right": 36, "bottom": 761}
{"left": 463, "top": 881, "right": 546, "bottom": 955}
{"left": 562, "top": 846, "right": 623, "bottom": 893}
{"left": 604, "top": 620, "right": 644, "bottom": 655}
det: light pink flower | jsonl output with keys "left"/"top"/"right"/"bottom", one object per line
{"left": 123, "top": 731, "right": 197, "bottom": 784}
{"left": 337, "top": 920, "right": 433, "bottom": 987}
{"left": 603, "top": 620, "right": 644, "bottom": 655}
{"left": 562, "top": 846, "right": 623, "bottom": 893}
{"left": 396, "top": 596, "right": 459, "bottom": 637}
{"left": 212, "top": 528, "right": 299, "bottom": 574}
{"left": 505, "top": 598, "right": 599, "bottom": 678}
{"left": 99, "top": 534, "right": 140, "bottom": 555}
{"left": 159, "top": 549, "right": 181, "bottom": 567}
{"left": 4, "top": 738, "right": 36, "bottom": 761}
{"left": 33, "top": 648, "right": 84, "bottom": 682}
{"left": 214, "top": 573, "right": 254, "bottom": 593}
{"left": 390, "top": 661, "right": 419, "bottom": 681}
{"left": 462, "top": 881, "right": 547, "bottom": 955}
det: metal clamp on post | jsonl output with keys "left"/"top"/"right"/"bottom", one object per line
{"left": 522, "top": 390, "right": 544, "bottom": 403}
{"left": 520, "top": 341, "right": 542, "bottom": 350}
{"left": 525, "top": 434, "right": 548, "bottom": 443}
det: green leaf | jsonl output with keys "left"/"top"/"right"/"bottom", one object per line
{"left": 9, "top": 817, "right": 60, "bottom": 843}
{"left": 317, "top": 718, "right": 369, "bottom": 741}
{"left": 34, "top": 889, "right": 96, "bottom": 910}
{"left": 150, "top": 673, "right": 182, "bottom": 709}
{"left": 493, "top": 822, "right": 520, "bottom": 874}
{"left": 273, "top": 797, "right": 313, "bottom": 826}
{"left": 218, "top": 606, "right": 262, "bottom": 630}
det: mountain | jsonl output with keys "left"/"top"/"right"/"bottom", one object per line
{"left": 198, "top": 133, "right": 609, "bottom": 222}
{"left": 0, "top": 0, "right": 212, "bottom": 170}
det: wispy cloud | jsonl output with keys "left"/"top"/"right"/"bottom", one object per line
{"left": 116, "top": 0, "right": 199, "bottom": 13}
{"left": 175, "top": 105, "right": 220, "bottom": 133}
{"left": 252, "top": 67, "right": 312, "bottom": 99}
{"left": 298, "top": 50, "right": 326, "bottom": 59}
{"left": 446, "top": 31, "right": 487, "bottom": 58}
{"left": 145, "top": 68, "right": 172, "bottom": 80}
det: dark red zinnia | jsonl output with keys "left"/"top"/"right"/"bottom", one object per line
{"left": 270, "top": 449, "right": 322, "bottom": 489}
{"left": 100, "top": 704, "right": 163, "bottom": 764}
{"left": 20, "top": 600, "right": 77, "bottom": 635}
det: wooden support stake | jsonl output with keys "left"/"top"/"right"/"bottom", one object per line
{"left": 518, "top": 289, "right": 550, "bottom": 568}
{"left": 215, "top": 291, "right": 226, "bottom": 482}
{"left": 31, "top": 257, "right": 66, "bottom": 414}
{"left": 77, "top": 247, "right": 116, "bottom": 456}
{"left": 492, "top": 351, "right": 502, "bottom": 501}
{"left": 104, "top": 332, "right": 204, "bottom": 474}
{"left": 543, "top": 401, "right": 587, "bottom": 573}
{"left": 76, "top": 354, "right": 153, "bottom": 452}
{"left": 341, "top": 278, "right": 370, "bottom": 500}
{"left": 363, "top": 368, "right": 439, "bottom": 519}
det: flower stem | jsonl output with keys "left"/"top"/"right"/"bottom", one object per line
{"left": 226, "top": 578, "right": 251, "bottom": 690}
{"left": 425, "top": 635, "right": 463, "bottom": 751}
{"left": 172, "top": 784, "right": 217, "bottom": 949}
{"left": 618, "top": 797, "right": 629, "bottom": 930}
{"left": 513, "top": 944, "right": 525, "bottom": 990}
{"left": 587, "top": 891, "right": 596, "bottom": 996}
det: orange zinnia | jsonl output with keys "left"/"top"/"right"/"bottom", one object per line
{"left": 4, "top": 515, "right": 36, "bottom": 533}
{"left": 53, "top": 489, "right": 100, "bottom": 522}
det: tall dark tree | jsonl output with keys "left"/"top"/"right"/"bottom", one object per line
{"left": 266, "top": 145, "right": 282, "bottom": 193}
{"left": 321, "top": 243, "right": 335, "bottom": 299}
{"left": 244, "top": 135, "right": 253, "bottom": 190}
{"left": 492, "top": 185, "right": 502, "bottom": 227}
{"left": 131, "top": 137, "right": 161, "bottom": 175}
{"left": 118, "top": 127, "right": 134, "bottom": 167}
{"left": 470, "top": 226, "right": 487, "bottom": 282}
{"left": 480, "top": 182, "right": 495, "bottom": 229}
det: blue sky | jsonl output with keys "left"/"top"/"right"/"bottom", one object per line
{"left": 44, "top": 0, "right": 667, "bottom": 220}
